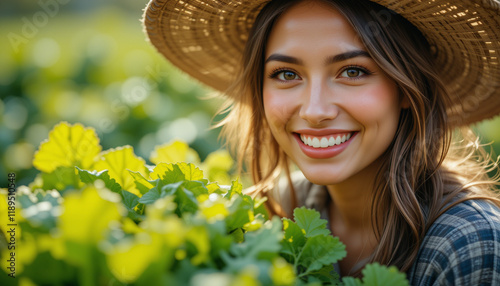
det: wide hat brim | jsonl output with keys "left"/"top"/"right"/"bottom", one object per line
{"left": 143, "top": 0, "right": 500, "bottom": 126}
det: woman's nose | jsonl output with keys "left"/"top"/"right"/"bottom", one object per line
{"left": 299, "top": 81, "right": 339, "bottom": 125}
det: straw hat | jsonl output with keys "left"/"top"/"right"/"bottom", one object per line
{"left": 142, "top": 0, "right": 500, "bottom": 126}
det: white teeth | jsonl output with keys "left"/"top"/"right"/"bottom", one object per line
{"left": 312, "top": 137, "right": 320, "bottom": 148}
{"left": 328, "top": 137, "right": 335, "bottom": 145}
{"left": 320, "top": 137, "right": 328, "bottom": 147}
{"left": 300, "top": 132, "right": 353, "bottom": 149}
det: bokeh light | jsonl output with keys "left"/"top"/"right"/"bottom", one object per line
{"left": 31, "top": 37, "right": 60, "bottom": 68}
{"left": 3, "top": 97, "right": 28, "bottom": 131}
{"left": 0, "top": 1, "right": 223, "bottom": 187}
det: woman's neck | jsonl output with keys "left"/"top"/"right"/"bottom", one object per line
{"left": 325, "top": 159, "right": 383, "bottom": 276}
{"left": 326, "top": 158, "right": 382, "bottom": 230}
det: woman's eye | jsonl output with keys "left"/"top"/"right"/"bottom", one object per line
{"left": 277, "top": 71, "right": 299, "bottom": 81}
{"left": 340, "top": 68, "right": 366, "bottom": 78}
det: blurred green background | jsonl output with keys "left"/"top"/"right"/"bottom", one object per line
{"left": 0, "top": 0, "right": 227, "bottom": 188}
{"left": 1, "top": 0, "right": 499, "bottom": 188}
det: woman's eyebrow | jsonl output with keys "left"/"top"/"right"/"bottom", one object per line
{"left": 264, "top": 50, "right": 370, "bottom": 65}
{"left": 326, "top": 50, "right": 371, "bottom": 64}
{"left": 265, "top": 54, "right": 303, "bottom": 65}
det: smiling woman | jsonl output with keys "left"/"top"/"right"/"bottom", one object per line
{"left": 143, "top": 0, "right": 500, "bottom": 284}
{"left": 263, "top": 2, "right": 403, "bottom": 189}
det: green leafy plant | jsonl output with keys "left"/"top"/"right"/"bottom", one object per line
{"left": 0, "top": 122, "right": 409, "bottom": 286}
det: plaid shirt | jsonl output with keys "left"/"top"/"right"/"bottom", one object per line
{"left": 407, "top": 199, "right": 500, "bottom": 285}
{"left": 272, "top": 173, "right": 500, "bottom": 285}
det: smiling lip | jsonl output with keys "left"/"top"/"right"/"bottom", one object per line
{"left": 293, "top": 129, "right": 357, "bottom": 159}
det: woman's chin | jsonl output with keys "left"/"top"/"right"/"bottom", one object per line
{"left": 300, "top": 169, "right": 347, "bottom": 186}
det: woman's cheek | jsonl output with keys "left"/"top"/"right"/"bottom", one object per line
{"left": 346, "top": 85, "right": 400, "bottom": 122}
{"left": 263, "top": 90, "right": 292, "bottom": 126}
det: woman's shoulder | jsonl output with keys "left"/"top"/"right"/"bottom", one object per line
{"left": 408, "top": 199, "right": 500, "bottom": 285}
{"left": 428, "top": 199, "right": 500, "bottom": 236}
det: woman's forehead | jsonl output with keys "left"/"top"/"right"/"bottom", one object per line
{"left": 265, "top": 0, "right": 365, "bottom": 58}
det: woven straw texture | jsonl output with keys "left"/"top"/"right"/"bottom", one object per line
{"left": 143, "top": 0, "right": 500, "bottom": 126}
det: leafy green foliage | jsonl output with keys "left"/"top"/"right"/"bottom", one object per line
{"left": 77, "top": 168, "right": 122, "bottom": 194}
{"left": 281, "top": 207, "right": 346, "bottom": 284}
{"left": 0, "top": 122, "right": 409, "bottom": 285}
{"left": 16, "top": 188, "right": 62, "bottom": 231}
{"left": 342, "top": 263, "right": 409, "bottom": 286}
{"left": 294, "top": 207, "right": 331, "bottom": 237}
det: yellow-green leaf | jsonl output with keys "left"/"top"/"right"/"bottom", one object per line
{"left": 150, "top": 140, "right": 200, "bottom": 165}
{"left": 177, "top": 163, "right": 204, "bottom": 181}
{"left": 60, "top": 184, "right": 124, "bottom": 244}
{"left": 150, "top": 162, "right": 204, "bottom": 182}
{"left": 93, "top": 146, "right": 148, "bottom": 197}
{"left": 106, "top": 234, "right": 162, "bottom": 283}
{"left": 128, "top": 171, "right": 155, "bottom": 195}
{"left": 33, "top": 122, "right": 101, "bottom": 173}
{"left": 231, "top": 266, "right": 261, "bottom": 286}
{"left": 200, "top": 199, "right": 229, "bottom": 221}
{"left": 270, "top": 257, "right": 296, "bottom": 286}
{"left": 202, "top": 149, "right": 235, "bottom": 185}
{"left": 186, "top": 226, "right": 210, "bottom": 265}
{"left": 1, "top": 231, "right": 37, "bottom": 275}
{"left": 203, "top": 149, "right": 234, "bottom": 172}
{"left": 225, "top": 179, "right": 243, "bottom": 199}
{"left": 0, "top": 189, "right": 13, "bottom": 239}
{"left": 142, "top": 197, "right": 186, "bottom": 247}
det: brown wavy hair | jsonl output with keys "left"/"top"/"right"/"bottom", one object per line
{"left": 217, "top": 0, "right": 500, "bottom": 274}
